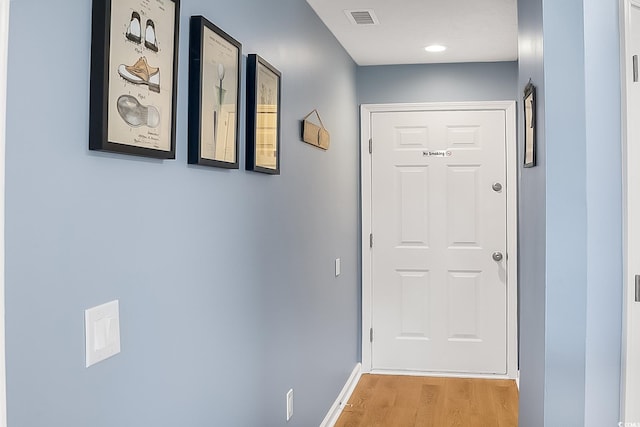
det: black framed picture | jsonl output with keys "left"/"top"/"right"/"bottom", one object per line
{"left": 89, "top": 0, "right": 180, "bottom": 159}
{"left": 246, "top": 54, "right": 281, "bottom": 175}
{"left": 523, "top": 81, "right": 536, "bottom": 168}
{"left": 188, "top": 16, "right": 242, "bottom": 168}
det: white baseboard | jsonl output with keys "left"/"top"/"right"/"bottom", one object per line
{"left": 319, "top": 363, "right": 362, "bottom": 427}
{"left": 369, "top": 369, "right": 514, "bottom": 380}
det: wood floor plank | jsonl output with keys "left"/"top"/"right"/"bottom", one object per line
{"left": 473, "top": 379, "right": 500, "bottom": 427}
{"left": 414, "top": 383, "right": 443, "bottom": 425}
{"left": 494, "top": 384, "right": 519, "bottom": 426}
{"left": 335, "top": 374, "right": 518, "bottom": 427}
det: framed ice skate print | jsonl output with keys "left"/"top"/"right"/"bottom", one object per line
{"left": 89, "top": 0, "right": 180, "bottom": 159}
{"left": 246, "top": 54, "right": 281, "bottom": 175}
{"left": 188, "top": 16, "right": 242, "bottom": 168}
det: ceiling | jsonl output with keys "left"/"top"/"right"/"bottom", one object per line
{"left": 305, "top": 0, "right": 518, "bottom": 66}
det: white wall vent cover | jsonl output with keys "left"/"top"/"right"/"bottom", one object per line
{"left": 344, "top": 9, "right": 379, "bottom": 25}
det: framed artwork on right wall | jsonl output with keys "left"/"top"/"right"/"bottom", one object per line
{"left": 523, "top": 80, "right": 536, "bottom": 168}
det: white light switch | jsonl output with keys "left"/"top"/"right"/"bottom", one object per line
{"left": 335, "top": 258, "right": 341, "bottom": 277}
{"left": 85, "top": 300, "right": 121, "bottom": 367}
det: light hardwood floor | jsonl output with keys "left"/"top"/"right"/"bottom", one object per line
{"left": 334, "top": 374, "right": 518, "bottom": 427}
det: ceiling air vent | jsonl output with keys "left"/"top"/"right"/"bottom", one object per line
{"left": 345, "top": 9, "right": 379, "bottom": 26}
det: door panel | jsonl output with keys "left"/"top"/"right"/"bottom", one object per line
{"left": 399, "top": 168, "right": 429, "bottom": 244}
{"left": 447, "top": 166, "right": 480, "bottom": 245}
{"left": 371, "top": 109, "right": 507, "bottom": 375}
{"left": 448, "top": 270, "right": 481, "bottom": 341}
{"left": 398, "top": 270, "right": 430, "bottom": 337}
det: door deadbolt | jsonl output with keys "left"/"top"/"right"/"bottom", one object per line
{"left": 492, "top": 251, "right": 504, "bottom": 262}
{"left": 492, "top": 182, "right": 503, "bottom": 192}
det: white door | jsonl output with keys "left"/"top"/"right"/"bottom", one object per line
{"left": 622, "top": 0, "right": 640, "bottom": 421}
{"left": 369, "top": 109, "right": 508, "bottom": 374}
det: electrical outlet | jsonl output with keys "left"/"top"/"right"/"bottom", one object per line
{"left": 286, "top": 389, "right": 294, "bottom": 421}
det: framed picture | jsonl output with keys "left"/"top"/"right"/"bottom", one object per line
{"left": 523, "top": 81, "right": 536, "bottom": 168}
{"left": 246, "top": 54, "right": 281, "bottom": 175}
{"left": 188, "top": 16, "right": 242, "bottom": 168}
{"left": 89, "top": 0, "right": 180, "bottom": 159}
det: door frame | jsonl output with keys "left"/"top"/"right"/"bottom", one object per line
{"left": 360, "top": 101, "right": 518, "bottom": 378}
{"left": 620, "top": 0, "right": 640, "bottom": 420}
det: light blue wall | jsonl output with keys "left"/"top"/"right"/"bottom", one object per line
{"left": 543, "top": 1, "right": 588, "bottom": 424}
{"left": 5, "top": 0, "right": 359, "bottom": 426}
{"left": 357, "top": 62, "right": 518, "bottom": 104}
{"left": 517, "top": 0, "right": 623, "bottom": 425}
{"left": 582, "top": 0, "right": 622, "bottom": 424}
{"left": 516, "top": 0, "right": 546, "bottom": 425}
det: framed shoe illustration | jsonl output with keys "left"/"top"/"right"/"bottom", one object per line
{"left": 89, "top": 0, "right": 180, "bottom": 159}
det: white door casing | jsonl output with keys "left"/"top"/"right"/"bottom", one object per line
{"left": 361, "top": 102, "right": 518, "bottom": 378}
{"left": 621, "top": 0, "right": 640, "bottom": 421}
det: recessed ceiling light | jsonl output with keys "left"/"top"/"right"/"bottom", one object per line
{"left": 425, "top": 45, "right": 447, "bottom": 53}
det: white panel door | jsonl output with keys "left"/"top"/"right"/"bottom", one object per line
{"left": 370, "top": 109, "right": 507, "bottom": 374}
